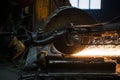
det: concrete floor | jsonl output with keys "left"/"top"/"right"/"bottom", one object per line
{"left": 0, "top": 64, "right": 19, "bottom": 80}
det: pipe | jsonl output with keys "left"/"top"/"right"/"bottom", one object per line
{"left": 32, "top": 29, "right": 67, "bottom": 45}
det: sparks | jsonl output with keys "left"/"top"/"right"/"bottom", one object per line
{"left": 73, "top": 45, "right": 120, "bottom": 57}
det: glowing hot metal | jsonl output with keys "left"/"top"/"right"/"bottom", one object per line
{"left": 73, "top": 45, "right": 120, "bottom": 57}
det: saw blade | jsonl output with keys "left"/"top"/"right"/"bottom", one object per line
{"left": 44, "top": 7, "right": 96, "bottom": 54}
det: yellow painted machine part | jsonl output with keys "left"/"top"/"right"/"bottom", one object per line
{"left": 9, "top": 37, "right": 25, "bottom": 59}
{"left": 34, "top": 0, "right": 71, "bottom": 22}
{"left": 35, "top": 0, "right": 50, "bottom": 21}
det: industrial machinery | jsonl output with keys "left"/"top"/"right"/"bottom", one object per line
{"left": 0, "top": 6, "right": 120, "bottom": 80}
{"left": 17, "top": 7, "right": 120, "bottom": 80}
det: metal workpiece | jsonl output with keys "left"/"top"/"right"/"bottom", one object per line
{"left": 21, "top": 53, "right": 120, "bottom": 80}
{"left": 47, "top": 62, "right": 116, "bottom": 73}
{"left": 45, "top": 54, "right": 120, "bottom": 63}
{"left": 20, "top": 73, "right": 120, "bottom": 79}
{"left": 32, "top": 53, "right": 120, "bottom": 73}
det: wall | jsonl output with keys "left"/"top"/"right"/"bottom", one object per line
{"left": 85, "top": 0, "right": 120, "bottom": 22}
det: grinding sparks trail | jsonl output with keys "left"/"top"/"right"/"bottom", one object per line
{"left": 73, "top": 45, "right": 120, "bottom": 57}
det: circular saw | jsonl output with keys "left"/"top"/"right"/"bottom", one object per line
{"left": 44, "top": 6, "right": 96, "bottom": 54}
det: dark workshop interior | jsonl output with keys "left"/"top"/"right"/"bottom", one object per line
{"left": 0, "top": 0, "right": 120, "bottom": 80}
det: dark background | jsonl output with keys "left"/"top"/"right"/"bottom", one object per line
{"left": 0, "top": 0, "right": 120, "bottom": 25}
{"left": 85, "top": 0, "right": 120, "bottom": 22}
